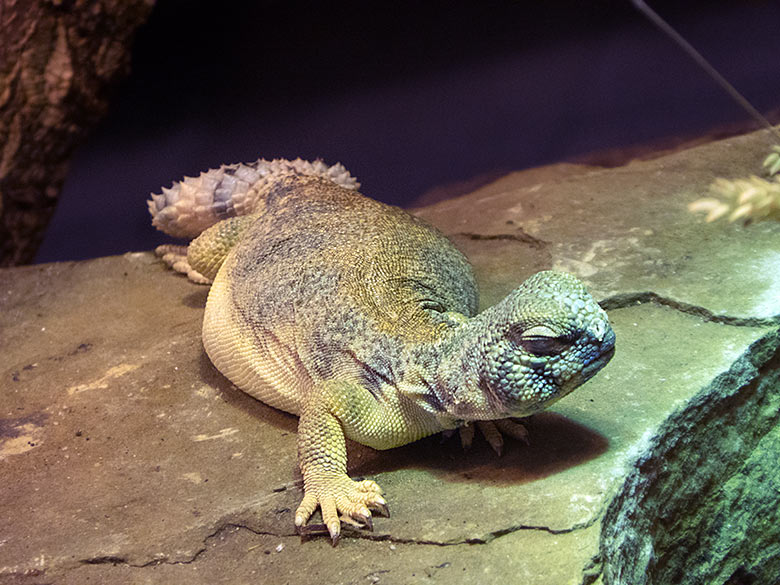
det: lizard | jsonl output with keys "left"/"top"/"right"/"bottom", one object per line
{"left": 148, "top": 157, "right": 616, "bottom": 545}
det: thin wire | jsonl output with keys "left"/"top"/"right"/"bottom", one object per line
{"left": 632, "top": 0, "right": 780, "bottom": 144}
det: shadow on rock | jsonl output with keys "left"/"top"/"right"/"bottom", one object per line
{"left": 351, "top": 412, "right": 609, "bottom": 486}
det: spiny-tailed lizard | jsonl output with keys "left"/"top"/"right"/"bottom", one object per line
{"left": 148, "top": 158, "right": 616, "bottom": 545}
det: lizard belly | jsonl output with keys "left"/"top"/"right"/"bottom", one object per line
{"left": 202, "top": 258, "right": 307, "bottom": 416}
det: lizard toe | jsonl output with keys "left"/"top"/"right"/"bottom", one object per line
{"left": 354, "top": 479, "right": 383, "bottom": 494}
{"left": 458, "top": 423, "right": 475, "bottom": 450}
{"left": 476, "top": 421, "right": 504, "bottom": 456}
{"left": 495, "top": 418, "right": 530, "bottom": 445}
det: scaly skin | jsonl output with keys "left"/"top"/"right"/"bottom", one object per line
{"left": 149, "top": 158, "right": 616, "bottom": 545}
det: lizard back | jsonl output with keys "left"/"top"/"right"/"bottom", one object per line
{"left": 202, "top": 175, "right": 479, "bottom": 415}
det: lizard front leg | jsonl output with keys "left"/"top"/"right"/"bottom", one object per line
{"left": 294, "top": 394, "right": 389, "bottom": 545}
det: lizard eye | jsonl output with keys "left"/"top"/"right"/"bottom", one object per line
{"left": 509, "top": 325, "right": 572, "bottom": 356}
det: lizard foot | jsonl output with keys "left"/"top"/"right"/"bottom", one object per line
{"left": 154, "top": 245, "right": 211, "bottom": 284}
{"left": 459, "top": 418, "right": 530, "bottom": 456}
{"left": 295, "top": 475, "right": 389, "bottom": 545}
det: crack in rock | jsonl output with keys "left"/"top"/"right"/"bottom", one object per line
{"left": 599, "top": 291, "right": 780, "bottom": 327}
{"left": 78, "top": 522, "right": 295, "bottom": 569}
{"left": 455, "top": 231, "right": 548, "bottom": 249}
{"left": 348, "top": 503, "right": 604, "bottom": 547}
{"left": 468, "top": 499, "right": 606, "bottom": 545}
{"left": 80, "top": 556, "right": 130, "bottom": 566}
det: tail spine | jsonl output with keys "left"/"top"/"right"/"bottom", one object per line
{"left": 148, "top": 158, "right": 360, "bottom": 238}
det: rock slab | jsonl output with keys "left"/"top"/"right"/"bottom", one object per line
{"left": 1, "top": 128, "right": 779, "bottom": 584}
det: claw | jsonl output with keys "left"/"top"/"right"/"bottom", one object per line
{"left": 359, "top": 514, "right": 374, "bottom": 532}
{"left": 372, "top": 502, "right": 391, "bottom": 518}
{"left": 326, "top": 519, "right": 341, "bottom": 544}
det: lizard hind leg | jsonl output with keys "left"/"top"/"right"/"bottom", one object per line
{"left": 155, "top": 244, "right": 211, "bottom": 284}
{"left": 155, "top": 214, "right": 256, "bottom": 284}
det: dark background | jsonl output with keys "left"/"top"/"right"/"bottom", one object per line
{"left": 35, "top": 0, "right": 780, "bottom": 263}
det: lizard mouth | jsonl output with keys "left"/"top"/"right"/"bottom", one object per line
{"left": 580, "top": 345, "right": 616, "bottom": 383}
{"left": 558, "top": 341, "right": 615, "bottom": 396}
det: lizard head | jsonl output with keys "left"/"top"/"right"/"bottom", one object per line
{"left": 479, "top": 270, "right": 615, "bottom": 416}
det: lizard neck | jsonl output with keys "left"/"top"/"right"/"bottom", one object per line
{"left": 428, "top": 307, "right": 512, "bottom": 422}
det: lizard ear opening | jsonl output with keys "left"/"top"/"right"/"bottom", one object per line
{"left": 508, "top": 325, "right": 572, "bottom": 357}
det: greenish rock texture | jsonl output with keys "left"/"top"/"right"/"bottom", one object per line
{"left": 1, "top": 128, "right": 779, "bottom": 584}
{"left": 599, "top": 329, "right": 780, "bottom": 585}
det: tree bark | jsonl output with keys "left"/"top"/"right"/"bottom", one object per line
{"left": 0, "top": 0, "right": 154, "bottom": 266}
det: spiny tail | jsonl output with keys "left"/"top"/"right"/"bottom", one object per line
{"left": 148, "top": 158, "right": 360, "bottom": 239}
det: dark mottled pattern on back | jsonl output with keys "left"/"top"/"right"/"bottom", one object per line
{"left": 227, "top": 175, "right": 478, "bottom": 389}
